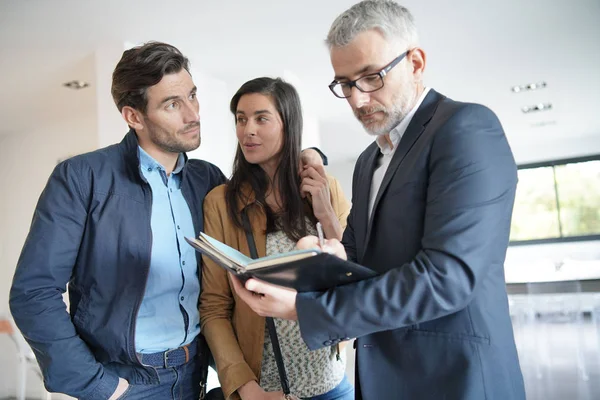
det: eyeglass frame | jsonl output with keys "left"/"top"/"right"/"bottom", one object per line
{"left": 328, "top": 50, "right": 410, "bottom": 99}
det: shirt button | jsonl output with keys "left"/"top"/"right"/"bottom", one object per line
{"left": 177, "top": 225, "right": 180, "bottom": 230}
{"left": 147, "top": 167, "right": 152, "bottom": 172}
{"left": 170, "top": 188, "right": 173, "bottom": 192}
{"left": 181, "top": 296, "right": 185, "bottom": 301}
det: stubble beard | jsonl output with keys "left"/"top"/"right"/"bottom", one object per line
{"left": 147, "top": 119, "right": 202, "bottom": 154}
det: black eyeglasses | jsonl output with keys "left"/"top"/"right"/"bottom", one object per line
{"left": 328, "top": 51, "right": 409, "bottom": 99}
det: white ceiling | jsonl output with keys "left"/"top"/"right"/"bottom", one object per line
{"left": 1, "top": 0, "right": 599, "bottom": 162}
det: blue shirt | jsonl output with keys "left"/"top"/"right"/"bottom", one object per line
{"left": 135, "top": 147, "right": 200, "bottom": 353}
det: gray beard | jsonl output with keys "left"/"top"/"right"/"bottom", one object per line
{"left": 361, "top": 83, "right": 418, "bottom": 137}
{"left": 363, "top": 107, "right": 408, "bottom": 137}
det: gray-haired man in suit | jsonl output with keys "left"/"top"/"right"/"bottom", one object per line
{"left": 232, "top": 1, "right": 526, "bottom": 399}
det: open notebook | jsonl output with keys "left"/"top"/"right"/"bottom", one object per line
{"left": 186, "top": 233, "right": 320, "bottom": 273}
{"left": 185, "top": 233, "right": 377, "bottom": 292}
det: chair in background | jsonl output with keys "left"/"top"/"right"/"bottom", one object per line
{"left": 526, "top": 280, "right": 589, "bottom": 381}
{"left": 523, "top": 280, "right": 598, "bottom": 400}
{"left": 0, "top": 316, "right": 51, "bottom": 400}
{"left": 594, "top": 294, "right": 600, "bottom": 374}
{"left": 508, "top": 294, "right": 540, "bottom": 380}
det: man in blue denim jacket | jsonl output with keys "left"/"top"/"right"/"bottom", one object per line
{"left": 9, "top": 42, "right": 325, "bottom": 400}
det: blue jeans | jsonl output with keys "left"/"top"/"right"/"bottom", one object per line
{"left": 304, "top": 376, "right": 355, "bottom": 400}
{"left": 117, "top": 358, "right": 202, "bottom": 400}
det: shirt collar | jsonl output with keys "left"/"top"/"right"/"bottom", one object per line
{"left": 376, "top": 87, "right": 431, "bottom": 155}
{"left": 138, "top": 146, "right": 186, "bottom": 175}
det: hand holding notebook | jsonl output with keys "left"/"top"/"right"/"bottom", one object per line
{"left": 186, "top": 232, "right": 376, "bottom": 292}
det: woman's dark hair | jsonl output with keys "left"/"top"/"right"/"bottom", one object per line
{"left": 111, "top": 41, "right": 190, "bottom": 113}
{"left": 226, "top": 77, "right": 314, "bottom": 241}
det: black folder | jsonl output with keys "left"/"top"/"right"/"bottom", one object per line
{"left": 185, "top": 234, "right": 377, "bottom": 292}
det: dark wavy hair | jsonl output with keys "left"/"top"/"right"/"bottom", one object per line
{"left": 111, "top": 41, "right": 190, "bottom": 113}
{"left": 226, "top": 77, "right": 315, "bottom": 241}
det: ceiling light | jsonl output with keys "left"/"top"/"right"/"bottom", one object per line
{"left": 521, "top": 103, "right": 552, "bottom": 113}
{"left": 530, "top": 120, "right": 557, "bottom": 128}
{"left": 511, "top": 81, "right": 547, "bottom": 93}
{"left": 63, "top": 80, "right": 90, "bottom": 90}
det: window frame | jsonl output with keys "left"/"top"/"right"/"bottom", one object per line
{"left": 509, "top": 154, "right": 600, "bottom": 246}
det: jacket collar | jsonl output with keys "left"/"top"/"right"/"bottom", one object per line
{"left": 121, "top": 128, "right": 189, "bottom": 180}
{"left": 236, "top": 183, "right": 260, "bottom": 212}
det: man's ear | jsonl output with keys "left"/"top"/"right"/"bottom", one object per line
{"left": 409, "top": 47, "right": 427, "bottom": 82}
{"left": 121, "top": 106, "right": 145, "bottom": 131}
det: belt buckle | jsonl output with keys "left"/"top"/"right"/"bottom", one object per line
{"left": 163, "top": 344, "right": 190, "bottom": 367}
{"left": 163, "top": 347, "right": 176, "bottom": 368}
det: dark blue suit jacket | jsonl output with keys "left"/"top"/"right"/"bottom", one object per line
{"left": 297, "top": 90, "right": 526, "bottom": 399}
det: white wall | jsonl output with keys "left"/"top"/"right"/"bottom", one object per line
{"left": 95, "top": 44, "right": 129, "bottom": 148}
{"left": 0, "top": 135, "right": 5, "bottom": 283}
{"left": 187, "top": 68, "right": 236, "bottom": 178}
{"left": 283, "top": 69, "right": 322, "bottom": 150}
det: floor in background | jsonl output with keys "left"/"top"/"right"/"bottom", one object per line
{"left": 4, "top": 319, "right": 599, "bottom": 400}
{"left": 514, "top": 317, "right": 600, "bottom": 400}
{"left": 1, "top": 398, "right": 45, "bottom": 400}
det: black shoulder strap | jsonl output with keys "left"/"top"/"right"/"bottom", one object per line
{"left": 241, "top": 208, "right": 291, "bottom": 396}
{"left": 197, "top": 332, "right": 210, "bottom": 399}
{"left": 241, "top": 208, "right": 260, "bottom": 260}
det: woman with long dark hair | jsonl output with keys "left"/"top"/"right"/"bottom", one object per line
{"left": 200, "top": 77, "right": 353, "bottom": 400}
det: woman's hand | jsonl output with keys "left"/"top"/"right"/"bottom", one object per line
{"left": 244, "top": 389, "right": 288, "bottom": 400}
{"left": 296, "top": 236, "right": 347, "bottom": 260}
{"left": 300, "top": 164, "right": 344, "bottom": 240}
{"left": 300, "top": 164, "right": 333, "bottom": 221}
{"left": 299, "top": 148, "right": 324, "bottom": 169}
{"left": 238, "top": 380, "right": 299, "bottom": 400}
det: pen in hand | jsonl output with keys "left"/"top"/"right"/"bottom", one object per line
{"left": 316, "top": 222, "right": 325, "bottom": 249}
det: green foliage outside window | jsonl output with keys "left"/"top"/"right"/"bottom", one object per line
{"left": 510, "top": 159, "right": 600, "bottom": 243}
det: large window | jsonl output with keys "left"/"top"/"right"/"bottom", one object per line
{"left": 509, "top": 156, "right": 600, "bottom": 244}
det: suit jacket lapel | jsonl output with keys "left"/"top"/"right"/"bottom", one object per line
{"left": 354, "top": 143, "right": 380, "bottom": 263}
{"left": 363, "top": 90, "right": 444, "bottom": 249}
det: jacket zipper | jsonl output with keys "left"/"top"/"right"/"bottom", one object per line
{"left": 130, "top": 183, "right": 153, "bottom": 364}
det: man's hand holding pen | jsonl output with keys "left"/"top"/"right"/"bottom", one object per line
{"left": 296, "top": 232, "right": 348, "bottom": 261}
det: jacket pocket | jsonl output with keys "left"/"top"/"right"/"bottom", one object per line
{"left": 408, "top": 328, "right": 490, "bottom": 345}
{"left": 72, "top": 293, "right": 90, "bottom": 327}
